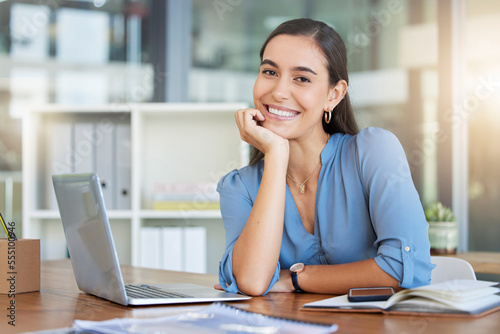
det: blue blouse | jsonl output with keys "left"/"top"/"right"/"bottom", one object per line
{"left": 217, "top": 127, "right": 434, "bottom": 294}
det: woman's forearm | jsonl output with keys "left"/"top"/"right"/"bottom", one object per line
{"left": 287, "top": 259, "right": 400, "bottom": 295}
{"left": 232, "top": 149, "right": 288, "bottom": 296}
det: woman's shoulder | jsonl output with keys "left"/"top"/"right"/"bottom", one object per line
{"left": 354, "top": 127, "right": 399, "bottom": 143}
{"left": 346, "top": 127, "right": 403, "bottom": 154}
{"left": 333, "top": 127, "right": 406, "bottom": 173}
{"left": 217, "top": 160, "right": 264, "bottom": 197}
{"left": 347, "top": 127, "right": 409, "bottom": 183}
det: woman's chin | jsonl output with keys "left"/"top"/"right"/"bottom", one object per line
{"left": 261, "top": 122, "right": 291, "bottom": 139}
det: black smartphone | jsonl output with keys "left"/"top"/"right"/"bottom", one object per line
{"left": 347, "top": 287, "right": 395, "bottom": 302}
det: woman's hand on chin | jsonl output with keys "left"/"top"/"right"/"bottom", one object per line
{"left": 235, "top": 108, "right": 289, "bottom": 157}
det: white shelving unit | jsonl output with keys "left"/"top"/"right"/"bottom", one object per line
{"left": 22, "top": 103, "right": 248, "bottom": 273}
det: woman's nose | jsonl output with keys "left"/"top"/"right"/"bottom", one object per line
{"left": 272, "top": 78, "right": 291, "bottom": 100}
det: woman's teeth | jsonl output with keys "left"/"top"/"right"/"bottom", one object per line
{"left": 268, "top": 107, "right": 298, "bottom": 117}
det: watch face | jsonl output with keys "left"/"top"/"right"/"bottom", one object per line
{"left": 290, "top": 262, "right": 305, "bottom": 272}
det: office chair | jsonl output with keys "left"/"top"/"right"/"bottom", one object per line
{"left": 430, "top": 256, "right": 476, "bottom": 284}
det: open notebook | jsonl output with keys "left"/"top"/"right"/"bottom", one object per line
{"left": 52, "top": 173, "right": 250, "bottom": 306}
{"left": 302, "top": 279, "right": 500, "bottom": 317}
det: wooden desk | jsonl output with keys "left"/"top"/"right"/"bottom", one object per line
{"left": 453, "top": 252, "right": 500, "bottom": 275}
{"left": 2, "top": 260, "right": 500, "bottom": 333}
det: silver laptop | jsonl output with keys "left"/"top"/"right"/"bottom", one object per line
{"left": 52, "top": 173, "right": 250, "bottom": 306}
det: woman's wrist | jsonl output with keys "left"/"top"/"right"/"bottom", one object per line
{"left": 264, "top": 143, "right": 289, "bottom": 170}
{"left": 270, "top": 269, "right": 296, "bottom": 293}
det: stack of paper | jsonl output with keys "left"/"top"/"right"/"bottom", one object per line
{"left": 152, "top": 182, "right": 219, "bottom": 210}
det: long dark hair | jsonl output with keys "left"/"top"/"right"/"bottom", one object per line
{"left": 249, "top": 18, "right": 359, "bottom": 165}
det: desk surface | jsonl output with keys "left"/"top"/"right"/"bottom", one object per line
{"left": 2, "top": 259, "right": 500, "bottom": 333}
{"left": 453, "top": 252, "right": 500, "bottom": 275}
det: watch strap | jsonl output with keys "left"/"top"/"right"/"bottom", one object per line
{"left": 291, "top": 272, "right": 304, "bottom": 293}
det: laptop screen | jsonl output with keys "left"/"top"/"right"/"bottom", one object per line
{"left": 52, "top": 173, "right": 128, "bottom": 305}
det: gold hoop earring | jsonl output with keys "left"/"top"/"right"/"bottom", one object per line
{"left": 324, "top": 110, "right": 332, "bottom": 124}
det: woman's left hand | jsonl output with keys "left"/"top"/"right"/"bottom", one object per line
{"left": 269, "top": 269, "right": 295, "bottom": 293}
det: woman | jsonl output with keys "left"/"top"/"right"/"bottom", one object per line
{"left": 216, "top": 18, "right": 434, "bottom": 296}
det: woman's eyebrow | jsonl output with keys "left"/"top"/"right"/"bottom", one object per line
{"left": 261, "top": 59, "right": 278, "bottom": 68}
{"left": 260, "top": 59, "right": 317, "bottom": 75}
{"left": 293, "top": 66, "right": 317, "bottom": 75}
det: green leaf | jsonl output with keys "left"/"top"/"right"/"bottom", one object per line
{"left": 424, "top": 202, "right": 456, "bottom": 222}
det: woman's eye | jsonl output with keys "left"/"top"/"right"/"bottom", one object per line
{"left": 296, "top": 76, "right": 310, "bottom": 83}
{"left": 262, "top": 69, "right": 277, "bottom": 76}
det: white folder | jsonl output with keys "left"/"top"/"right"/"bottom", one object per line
{"left": 95, "top": 122, "right": 114, "bottom": 209}
{"left": 73, "top": 122, "right": 95, "bottom": 174}
{"left": 162, "top": 227, "right": 183, "bottom": 271}
{"left": 47, "top": 122, "right": 73, "bottom": 210}
{"left": 184, "top": 226, "right": 207, "bottom": 274}
{"left": 115, "top": 123, "right": 131, "bottom": 210}
{"left": 140, "top": 227, "right": 161, "bottom": 269}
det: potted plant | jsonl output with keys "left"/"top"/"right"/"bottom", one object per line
{"left": 424, "top": 202, "right": 458, "bottom": 255}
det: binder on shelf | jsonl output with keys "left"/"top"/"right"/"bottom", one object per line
{"left": 162, "top": 227, "right": 183, "bottom": 271}
{"left": 140, "top": 227, "right": 161, "bottom": 269}
{"left": 46, "top": 119, "right": 133, "bottom": 211}
{"left": 115, "top": 123, "right": 131, "bottom": 210}
{"left": 184, "top": 226, "right": 207, "bottom": 274}
{"left": 47, "top": 122, "right": 73, "bottom": 210}
{"left": 73, "top": 122, "right": 95, "bottom": 174}
{"left": 95, "top": 122, "right": 115, "bottom": 209}
{"left": 139, "top": 226, "right": 207, "bottom": 273}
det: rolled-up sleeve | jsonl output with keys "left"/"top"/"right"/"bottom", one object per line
{"left": 217, "top": 168, "right": 281, "bottom": 294}
{"left": 355, "top": 128, "right": 435, "bottom": 288}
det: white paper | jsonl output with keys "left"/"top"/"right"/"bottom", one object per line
{"left": 73, "top": 303, "right": 338, "bottom": 334}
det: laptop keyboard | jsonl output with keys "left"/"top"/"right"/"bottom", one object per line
{"left": 125, "top": 284, "right": 192, "bottom": 299}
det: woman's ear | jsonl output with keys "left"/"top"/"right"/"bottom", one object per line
{"left": 327, "top": 80, "right": 347, "bottom": 108}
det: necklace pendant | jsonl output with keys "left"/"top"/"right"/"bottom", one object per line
{"left": 299, "top": 184, "right": 305, "bottom": 194}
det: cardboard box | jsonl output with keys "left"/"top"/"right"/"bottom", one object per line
{"left": 0, "top": 239, "right": 40, "bottom": 294}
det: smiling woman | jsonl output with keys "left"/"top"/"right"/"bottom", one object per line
{"left": 216, "top": 18, "right": 434, "bottom": 297}
{"left": 250, "top": 19, "right": 358, "bottom": 164}
{"left": 253, "top": 34, "right": 336, "bottom": 142}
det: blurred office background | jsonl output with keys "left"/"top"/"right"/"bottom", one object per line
{"left": 0, "top": 0, "right": 499, "bottom": 252}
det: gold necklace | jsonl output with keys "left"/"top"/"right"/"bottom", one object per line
{"left": 286, "top": 135, "right": 330, "bottom": 194}
{"left": 286, "top": 161, "right": 321, "bottom": 194}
